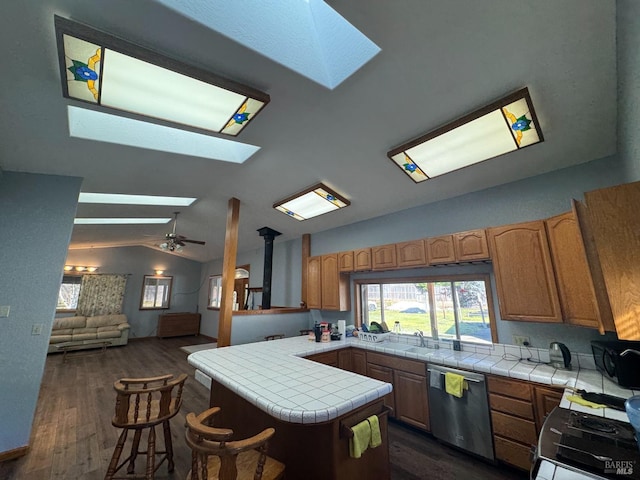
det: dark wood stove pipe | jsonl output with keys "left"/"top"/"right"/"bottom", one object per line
{"left": 257, "top": 227, "right": 281, "bottom": 310}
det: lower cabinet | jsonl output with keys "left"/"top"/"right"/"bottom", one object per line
{"left": 351, "top": 349, "right": 367, "bottom": 376}
{"left": 306, "top": 350, "right": 338, "bottom": 367}
{"left": 367, "top": 362, "right": 396, "bottom": 416}
{"left": 533, "top": 385, "right": 564, "bottom": 432}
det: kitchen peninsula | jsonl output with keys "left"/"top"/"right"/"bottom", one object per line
{"left": 188, "top": 337, "right": 393, "bottom": 480}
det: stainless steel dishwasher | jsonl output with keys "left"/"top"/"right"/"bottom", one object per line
{"left": 428, "top": 364, "right": 494, "bottom": 461}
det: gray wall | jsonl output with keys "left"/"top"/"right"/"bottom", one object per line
{"left": 65, "top": 246, "right": 202, "bottom": 338}
{"left": 618, "top": 0, "right": 640, "bottom": 181}
{"left": 0, "top": 172, "right": 81, "bottom": 454}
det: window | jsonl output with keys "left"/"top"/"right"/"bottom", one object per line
{"left": 57, "top": 275, "right": 82, "bottom": 311}
{"left": 208, "top": 275, "right": 222, "bottom": 309}
{"left": 140, "top": 275, "right": 173, "bottom": 309}
{"left": 357, "top": 274, "right": 496, "bottom": 345}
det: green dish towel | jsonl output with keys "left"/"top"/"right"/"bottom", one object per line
{"left": 566, "top": 395, "right": 607, "bottom": 409}
{"left": 349, "top": 419, "right": 371, "bottom": 459}
{"left": 368, "top": 415, "right": 382, "bottom": 448}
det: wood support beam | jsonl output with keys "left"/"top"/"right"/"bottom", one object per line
{"left": 217, "top": 198, "right": 240, "bottom": 347}
{"left": 301, "top": 233, "right": 310, "bottom": 308}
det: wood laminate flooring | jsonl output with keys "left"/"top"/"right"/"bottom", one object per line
{"left": 0, "top": 337, "right": 528, "bottom": 480}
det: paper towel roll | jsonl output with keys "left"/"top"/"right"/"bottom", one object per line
{"left": 337, "top": 320, "right": 346, "bottom": 336}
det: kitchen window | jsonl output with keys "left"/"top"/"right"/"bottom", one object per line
{"left": 140, "top": 275, "right": 173, "bottom": 309}
{"left": 56, "top": 275, "right": 82, "bottom": 312}
{"left": 356, "top": 274, "right": 497, "bottom": 344}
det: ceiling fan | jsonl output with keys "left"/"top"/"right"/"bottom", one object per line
{"left": 159, "top": 212, "right": 206, "bottom": 252}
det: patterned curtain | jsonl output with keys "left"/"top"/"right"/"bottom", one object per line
{"left": 76, "top": 274, "right": 127, "bottom": 317}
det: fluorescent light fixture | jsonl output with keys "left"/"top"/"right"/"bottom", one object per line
{"left": 74, "top": 218, "right": 172, "bottom": 225}
{"left": 274, "top": 183, "right": 349, "bottom": 221}
{"left": 78, "top": 192, "right": 196, "bottom": 206}
{"left": 67, "top": 106, "right": 260, "bottom": 162}
{"left": 54, "top": 15, "right": 269, "bottom": 136}
{"left": 387, "top": 88, "right": 543, "bottom": 183}
{"left": 156, "top": 0, "right": 381, "bottom": 89}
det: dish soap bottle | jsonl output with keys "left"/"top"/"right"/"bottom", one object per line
{"left": 392, "top": 321, "right": 401, "bottom": 342}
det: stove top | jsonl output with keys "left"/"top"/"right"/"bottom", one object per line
{"left": 537, "top": 408, "right": 640, "bottom": 479}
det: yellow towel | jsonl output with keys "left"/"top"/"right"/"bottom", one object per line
{"left": 367, "top": 415, "right": 382, "bottom": 448}
{"left": 445, "top": 372, "right": 467, "bottom": 398}
{"left": 566, "top": 395, "right": 607, "bottom": 409}
{"left": 349, "top": 419, "right": 371, "bottom": 459}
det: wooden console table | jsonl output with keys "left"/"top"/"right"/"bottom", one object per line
{"left": 157, "top": 312, "right": 201, "bottom": 338}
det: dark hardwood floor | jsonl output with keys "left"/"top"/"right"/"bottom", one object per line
{"left": 0, "top": 337, "right": 528, "bottom": 480}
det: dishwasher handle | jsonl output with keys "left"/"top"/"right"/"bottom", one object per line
{"left": 427, "top": 368, "right": 482, "bottom": 383}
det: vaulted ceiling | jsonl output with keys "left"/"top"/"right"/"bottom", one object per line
{"left": 0, "top": 0, "right": 617, "bottom": 262}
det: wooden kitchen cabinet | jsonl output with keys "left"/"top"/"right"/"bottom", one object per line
{"left": 351, "top": 349, "right": 367, "bottom": 376}
{"left": 353, "top": 248, "right": 372, "bottom": 271}
{"left": 306, "top": 350, "right": 338, "bottom": 367}
{"left": 338, "top": 251, "right": 354, "bottom": 273}
{"left": 453, "top": 229, "right": 490, "bottom": 261}
{"left": 533, "top": 385, "right": 563, "bottom": 432}
{"left": 584, "top": 181, "right": 640, "bottom": 340}
{"left": 372, "top": 244, "right": 397, "bottom": 270}
{"left": 307, "top": 254, "right": 350, "bottom": 311}
{"left": 394, "top": 370, "right": 429, "bottom": 431}
{"left": 366, "top": 363, "right": 396, "bottom": 416}
{"left": 338, "top": 349, "right": 352, "bottom": 371}
{"left": 426, "top": 235, "right": 456, "bottom": 264}
{"left": 487, "top": 220, "right": 563, "bottom": 323}
{"left": 545, "top": 210, "right": 613, "bottom": 331}
{"left": 395, "top": 239, "right": 427, "bottom": 268}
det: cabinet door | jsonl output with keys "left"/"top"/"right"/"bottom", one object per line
{"left": 396, "top": 240, "right": 427, "bottom": 268}
{"left": 306, "top": 350, "right": 338, "bottom": 367}
{"left": 372, "top": 244, "right": 397, "bottom": 270}
{"left": 367, "top": 363, "right": 395, "bottom": 416}
{"left": 487, "top": 221, "right": 562, "bottom": 322}
{"left": 353, "top": 248, "right": 372, "bottom": 271}
{"left": 533, "top": 386, "right": 563, "bottom": 432}
{"left": 307, "top": 256, "right": 322, "bottom": 309}
{"left": 427, "top": 235, "right": 456, "bottom": 264}
{"left": 394, "top": 370, "right": 429, "bottom": 431}
{"left": 338, "top": 349, "right": 352, "bottom": 371}
{"left": 320, "top": 254, "right": 350, "bottom": 311}
{"left": 545, "top": 211, "right": 605, "bottom": 329}
{"left": 584, "top": 181, "right": 640, "bottom": 340}
{"left": 351, "top": 349, "right": 367, "bottom": 376}
{"left": 338, "top": 251, "right": 354, "bottom": 273}
{"left": 453, "top": 229, "right": 490, "bottom": 261}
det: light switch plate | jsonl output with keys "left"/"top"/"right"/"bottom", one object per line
{"left": 0, "top": 306, "right": 9, "bottom": 318}
{"left": 32, "top": 324, "right": 43, "bottom": 335}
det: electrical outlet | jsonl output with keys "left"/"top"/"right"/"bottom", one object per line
{"left": 0, "top": 305, "right": 9, "bottom": 318}
{"left": 513, "top": 335, "right": 530, "bottom": 346}
{"left": 32, "top": 323, "right": 43, "bottom": 335}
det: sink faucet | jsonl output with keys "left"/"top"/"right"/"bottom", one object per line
{"left": 414, "top": 330, "right": 427, "bottom": 348}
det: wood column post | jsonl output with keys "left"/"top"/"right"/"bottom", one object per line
{"left": 217, "top": 198, "right": 240, "bottom": 347}
{"left": 301, "top": 234, "right": 310, "bottom": 307}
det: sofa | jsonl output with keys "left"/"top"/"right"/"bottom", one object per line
{"left": 48, "top": 314, "right": 130, "bottom": 353}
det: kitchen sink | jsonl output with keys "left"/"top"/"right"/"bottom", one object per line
{"left": 405, "top": 346, "right": 436, "bottom": 355}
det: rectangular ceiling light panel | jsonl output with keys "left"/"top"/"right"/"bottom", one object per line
{"left": 274, "top": 183, "right": 349, "bottom": 221}
{"left": 74, "top": 218, "right": 172, "bottom": 225}
{"left": 78, "top": 192, "right": 196, "bottom": 206}
{"left": 55, "top": 15, "right": 269, "bottom": 136}
{"left": 387, "top": 88, "right": 543, "bottom": 183}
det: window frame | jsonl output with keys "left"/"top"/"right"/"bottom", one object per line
{"left": 139, "top": 275, "right": 173, "bottom": 310}
{"left": 56, "top": 274, "right": 83, "bottom": 312}
{"left": 354, "top": 273, "right": 497, "bottom": 344}
{"left": 207, "top": 275, "right": 222, "bottom": 310}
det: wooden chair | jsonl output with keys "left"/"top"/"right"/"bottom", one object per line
{"left": 184, "top": 407, "right": 285, "bottom": 480}
{"left": 264, "top": 334, "right": 285, "bottom": 341}
{"left": 105, "top": 373, "right": 188, "bottom": 480}
{"left": 299, "top": 329, "right": 313, "bottom": 336}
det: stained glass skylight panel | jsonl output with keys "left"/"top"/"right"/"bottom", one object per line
{"left": 274, "top": 184, "right": 350, "bottom": 221}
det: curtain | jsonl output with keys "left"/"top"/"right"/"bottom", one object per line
{"left": 76, "top": 274, "right": 127, "bottom": 317}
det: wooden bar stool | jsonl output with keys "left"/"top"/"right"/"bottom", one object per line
{"left": 264, "top": 334, "right": 285, "bottom": 341}
{"left": 185, "top": 407, "right": 285, "bottom": 480}
{"left": 105, "top": 373, "right": 188, "bottom": 480}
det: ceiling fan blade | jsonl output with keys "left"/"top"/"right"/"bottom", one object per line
{"left": 182, "top": 239, "right": 206, "bottom": 245}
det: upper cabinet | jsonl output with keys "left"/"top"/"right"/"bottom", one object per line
{"left": 545, "top": 209, "right": 614, "bottom": 332}
{"left": 396, "top": 240, "right": 427, "bottom": 268}
{"left": 306, "top": 255, "right": 322, "bottom": 310}
{"left": 584, "top": 181, "right": 640, "bottom": 340}
{"left": 487, "top": 221, "right": 563, "bottom": 323}
{"left": 353, "top": 248, "right": 372, "bottom": 271}
{"left": 306, "top": 254, "right": 350, "bottom": 311}
{"left": 338, "top": 251, "right": 354, "bottom": 273}
{"left": 453, "top": 229, "right": 490, "bottom": 261}
{"left": 372, "top": 244, "right": 397, "bottom": 270}
{"left": 426, "top": 235, "right": 456, "bottom": 264}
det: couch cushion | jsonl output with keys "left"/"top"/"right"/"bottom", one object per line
{"left": 72, "top": 327, "right": 98, "bottom": 335}
{"left": 72, "top": 333, "right": 97, "bottom": 341}
{"left": 97, "top": 330, "right": 122, "bottom": 339}
{"left": 53, "top": 316, "right": 86, "bottom": 330}
{"left": 51, "top": 328, "right": 74, "bottom": 335}
{"left": 97, "top": 326, "right": 118, "bottom": 333}
{"left": 86, "top": 314, "right": 127, "bottom": 328}
{"left": 49, "top": 334, "right": 73, "bottom": 344}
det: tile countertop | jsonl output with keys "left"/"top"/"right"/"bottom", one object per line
{"left": 188, "top": 335, "right": 639, "bottom": 426}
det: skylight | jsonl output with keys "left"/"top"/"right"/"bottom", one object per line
{"left": 387, "top": 88, "right": 543, "bottom": 183}
{"left": 74, "top": 218, "right": 172, "bottom": 225}
{"left": 67, "top": 106, "right": 260, "bottom": 163}
{"left": 156, "top": 0, "right": 381, "bottom": 89}
{"left": 274, "top": 183, "right": 349, "bottom": 220}
{"left": 78, "top": 192, "right": 197, "bottom": 206}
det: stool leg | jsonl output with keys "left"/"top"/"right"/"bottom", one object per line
{"left": 146, "top": 426, "right": 156, "bottom": 480}
{"left": 163, "top": 420, "right": 175, "bottom": 472}
{"left": 127, "top": 429, "right": 142, "bottom": 474}
{"left": 105, "top": 428, "right": 128, "bottom": 480}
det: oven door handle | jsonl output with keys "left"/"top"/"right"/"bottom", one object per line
{"left": 620, "top": 348, "right": 640, "bottom": 358}
{"left": 553, "top": 442, "right": 613, "bottom": 462}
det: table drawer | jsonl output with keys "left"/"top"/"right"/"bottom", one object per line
{"left": 494, "top": 435, "right": 532, "bottom": 471}
{"left": 489, "top": 393, "right": 535, "bottom": 420}
{"left": 491, "top": 411, "right": 537, "bottom": 445}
